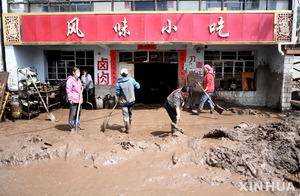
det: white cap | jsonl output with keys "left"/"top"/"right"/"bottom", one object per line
{"left": 120, "top": 68, "right": 128, "bottom": 75}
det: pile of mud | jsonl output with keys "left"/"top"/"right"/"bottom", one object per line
{"left": 203, "top": 113, "right": 300, "bottom": 191}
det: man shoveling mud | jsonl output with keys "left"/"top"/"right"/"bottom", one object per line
{"left": 116, "top": 68, "right": 140, "bottom": 133}
{"left": 164, "top": 86, "right": 191, "bottom": 135}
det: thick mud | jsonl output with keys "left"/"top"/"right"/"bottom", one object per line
{"left": 204, "top": 112, "right": 300, "bottom": 195}
{"left": 0, "top": 106, "right": 295, "bottom": 195}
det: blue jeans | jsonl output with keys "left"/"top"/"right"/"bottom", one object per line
{"left": 199, "top": 92, "right": 214, "bottom": 110}
{"left": 68, "top": 103, "right": 82, "bottom": 128}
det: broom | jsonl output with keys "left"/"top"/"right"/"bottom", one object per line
{"left": 100, "top": 101, "right": 118, "bottom": 132}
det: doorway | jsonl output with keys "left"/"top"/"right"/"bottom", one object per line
{"left": 134, "top": 63, "right": 178, "bottom": 104}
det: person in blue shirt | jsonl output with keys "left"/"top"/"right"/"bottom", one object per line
{"left": 116, "top": 68, "right": 140, "bottom": 133}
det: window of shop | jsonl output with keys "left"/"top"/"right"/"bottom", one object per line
{"left": 47, "top": 50, "right": 94, "bottom": 80}
{"left": 119, "top": 51, "right": 178, "bottom": 63}
{"left": 7, "top": 0, "right": 291, "bottom": 13}
{"left": 204, "top": 50, "right": 255, "bottom": 91}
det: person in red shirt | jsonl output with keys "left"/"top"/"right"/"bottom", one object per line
{"left": 198, "top": 64, "right": 215, "bottom": 114}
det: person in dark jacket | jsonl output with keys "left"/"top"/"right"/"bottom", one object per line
{"left": 116, "top": 68, "right": 140, "bottom": 133}
{"left": 164, "top": 86, "right": 191, "bottom": 134}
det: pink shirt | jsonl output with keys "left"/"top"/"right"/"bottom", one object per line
{"left": 66, "top": 76, "right": 83, "bottom": 104}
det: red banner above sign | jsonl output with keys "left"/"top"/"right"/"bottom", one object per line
{"left": 137, "top": 44, "right": 157, "bottom": 50}
{"left": 20, "top": 13, "right": 275, "bottom": 43}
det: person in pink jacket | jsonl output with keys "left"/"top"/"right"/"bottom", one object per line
{"left": 197, "top": 64, "right": 215, "bottom": 114}
{"left": 66, "top": 67, "right": 84, "bottom": 131}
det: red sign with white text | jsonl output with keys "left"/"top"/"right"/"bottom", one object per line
{"left": 21, "top": 13, "right": 275, "bottom": 43}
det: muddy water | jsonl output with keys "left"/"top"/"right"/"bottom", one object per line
{"left": 0, "top": 106, "right": 285, "bottom": 195}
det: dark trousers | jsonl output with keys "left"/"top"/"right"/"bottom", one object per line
{"left": 68, "top": 103, "right": 82, "bottom": 128}
{"left": 122, "top": 104, "right": 134, "bottom": 123}
{"left": 164, "top": 101, "right": 177, "bottom": 123}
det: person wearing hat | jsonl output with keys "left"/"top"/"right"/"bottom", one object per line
{"left": 116, "top": 68, "right": 140, "bottom": 133}
{"left": 197, "top": 64, "right": 215, "bottom": 114}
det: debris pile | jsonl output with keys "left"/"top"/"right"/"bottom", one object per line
{"left": 203, "top": 117, "right": 300, "bottom": 188}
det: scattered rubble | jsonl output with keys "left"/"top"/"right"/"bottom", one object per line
{"left": 203, "top": 114, "right": 300, "bottom": 194}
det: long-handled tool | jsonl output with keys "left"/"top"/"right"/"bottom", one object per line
{"left": 195, "top": 81, "right": 225, "bottom": 115}
{"left": 101, "top": 101, "right": 118, "bottom": 132}
{"left": 75, "top": 86, "right": 84, "bottom": 133}
{"left": 85, "top": 88, "right": 93, "bottom": 109}
{"left": 28, "top": 74, "right": 56, "bottom": 121}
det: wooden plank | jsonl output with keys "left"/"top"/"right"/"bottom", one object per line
{"left": 0, "top": 72, "right": 9, "bottom": 113}
{"left": 286, "top": 50, "right": 300, "bottom": 55}
{"left": 291, "top": 100, "right": 300, "bottom": 109}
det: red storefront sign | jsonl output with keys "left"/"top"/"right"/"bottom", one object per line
{"left": 16, "top": 13, "right": 277, "bottom": 44}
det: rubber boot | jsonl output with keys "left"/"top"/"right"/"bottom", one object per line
{"left": 210, "top": 105, "right": 214, "bottom": 114}
{"left": 171, "top": 126, "right": 177, "bottom": 135}
{"left": 197, "top": 106, "right": 203, "bottom": 114}
{"left": 125, "top": 121, "right": 130, "bottom": 134}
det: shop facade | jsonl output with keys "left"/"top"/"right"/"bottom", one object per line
{"left": 2, "top": 8, "right": 295, "bottom": 111}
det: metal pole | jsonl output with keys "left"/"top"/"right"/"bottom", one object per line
{"left": 133, "top": 0, "right": 135, "bottom": 11}
{"left": 0, "top": 1, "right": 7, "bottom": 72}
{"left": 199, "top": 0, "right": 201, "bottom": 11}
{"left": 221, "top": 0, "right": 224, "bottom": 11}
{"left": 155, "top": 0, "right": 157, "bottom": 11}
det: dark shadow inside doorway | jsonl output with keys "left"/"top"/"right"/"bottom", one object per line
{"left": 134, "top": 63, "right": 178, "bottom": 104}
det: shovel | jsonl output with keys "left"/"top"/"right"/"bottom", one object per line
{"left": 100, "top": 101, "right": 118, "bottom": 132}
{"left": 28, "top": 74, "right": 56, "bottom": 121}
{"left": 195, "top": 81, "right": 225, "bottom": 115}
{"left": 85, "top": 88, "right": 93, "bottom": 109}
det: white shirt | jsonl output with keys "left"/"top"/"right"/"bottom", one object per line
{"left": 81, "top": 74, "right": 94, "bottom": 89}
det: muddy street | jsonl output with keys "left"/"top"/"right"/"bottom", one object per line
{"left": 0, "top": 106, "right": 294, "bottom": 195}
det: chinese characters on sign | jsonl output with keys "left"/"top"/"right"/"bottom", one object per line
{"left": 110, "top": 50, "right": 117, "bottom": 86}
{"left": 162, "top": 19, "right": 177, "bottom": 34}
{"left": 67, "top": 18, "right": 84, "bottom": 38}
{"left": 98, "top": 57, "right": 108, "bottom": 70}
{"left": 209, "top": 17, "right": 229, "bottom": 38}
{"left": 179, "top": 50, "right": 187, "bottom": 82}
{"left": 189, "top": 56, "right": 196, "bottom": 62}
{"left": 137, "top": 44, "right": 157, "bottom": 50}
{"left": 98, "top": 72, "right": 109, "bottom": 84}
{"left": 113, "top": 17, "right": 131, "bottom": 37}
{"left": 97, "top": 57, "right": 110, "bottom": 84}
